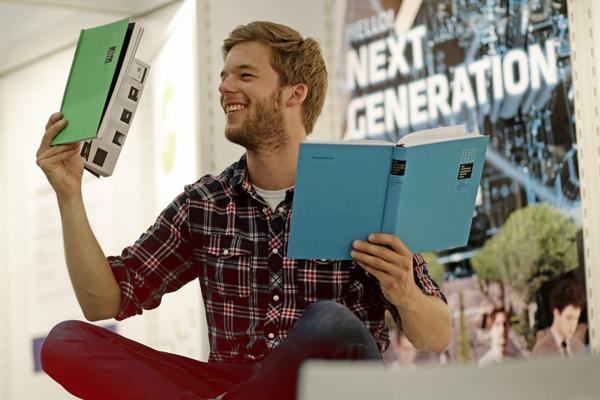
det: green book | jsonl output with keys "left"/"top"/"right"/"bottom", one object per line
{"left": 52, "top": 18, "right": 131, "bottom": 145}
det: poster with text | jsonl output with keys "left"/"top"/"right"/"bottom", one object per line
{"left": 341, "top": 0, "right": 588, "bottom": 367}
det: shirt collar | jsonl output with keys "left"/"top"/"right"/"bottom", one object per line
{"left": 229, "top": 154, "right": 252, "bottom": 196}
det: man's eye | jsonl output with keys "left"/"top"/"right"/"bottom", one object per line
{"left": 241, "top": 73, "right": 254, "bottom": 79}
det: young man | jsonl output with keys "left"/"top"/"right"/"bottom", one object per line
{"left": 532, "top": 279, "right": 586, "bottom": 357}
{"left": 36, "top": 21, "right": 452, "bottom": 399}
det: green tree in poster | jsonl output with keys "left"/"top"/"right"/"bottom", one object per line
{"left": 471, "top": 204, "right": 579, "bottom": 301}
{"left": 422, "top": 252, "right": 445, "bottom": 287}
{"left": 456, "top": 291, "right": 473, "bottom": 363}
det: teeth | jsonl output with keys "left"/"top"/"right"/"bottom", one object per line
{"left": 225, "top": 104, "right": 247, "bottom": 113}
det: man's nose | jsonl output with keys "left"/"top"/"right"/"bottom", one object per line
{"left": 219, "top": 74, "right": 237, "bottom": 95}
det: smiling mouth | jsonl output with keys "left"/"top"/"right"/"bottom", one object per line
{"left": 225, "top": 104, "right": 247, "bottom": 114}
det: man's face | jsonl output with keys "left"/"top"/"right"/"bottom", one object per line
{"left": 553, "top": 305, "right": 581, "bottom": 340}
{"left": 219, "top": 41, "right": 287, "bottom": 152}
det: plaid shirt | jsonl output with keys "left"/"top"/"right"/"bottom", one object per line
{"left": 108, "top": 155, "right": 445, "bottom": 363}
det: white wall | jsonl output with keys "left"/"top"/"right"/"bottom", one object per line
{"left": 0, "top": 1, "right": 202, "bottom": 398}
{"left": 195, "top": 0, "right": 345, "bottom": 175}
{"left": 3, "top": 43, "right": 80, "bottom": 400}
{"left": 0, "top": 66, "right": 10, "bottom": 400}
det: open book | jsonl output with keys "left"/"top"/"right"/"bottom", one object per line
{"left": 287, "top": 125, "right": 489, "bottom": 260}
{"left": 52, "top": 18, "right": 149, "bottom": 177}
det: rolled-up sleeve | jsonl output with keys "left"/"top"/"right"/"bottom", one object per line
{"left": 108, "top": 190, "right": 198, "bottom": 320}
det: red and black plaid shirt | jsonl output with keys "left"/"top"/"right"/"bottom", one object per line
{"left": 108, "top": 155, "right": 446, "bottom": 363}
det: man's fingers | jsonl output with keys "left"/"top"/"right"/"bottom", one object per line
{"left": 37, "top": 145, "right": 79, "bottom": 165}
{"left": 367, "top": 233, "right": 412, "bottom": 256}
{"left": 352, "top": 239, "right": 400, "bottom": 264}
{"left": 355, "top": 260, "right": 395, "bottom": 289}
{"left": 44, "top": 119, "right": 68, "bottom": 143}
{"left": 37, "top": 142, "right": 79, "bottom": 161}
{"left": 350, "top": 249, "right": 397, "bottom": 276}
{"left": 45, "top": 112, "right": 63, "bottom": 130}
{"left": 37, "top": 147, "right": 80, "bottom": 169}
{"left": 37, "top": 144, "right": 80, "bottom": 167}
{"left": 37, "top": 119, "right": 68, "bottom": 157}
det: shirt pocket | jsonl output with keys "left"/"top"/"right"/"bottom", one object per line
{"left": 297, "top": 259, "right": 352, "bottom": 302}
{"left": 203, "top": 234, "right": 254, "bottom": 298}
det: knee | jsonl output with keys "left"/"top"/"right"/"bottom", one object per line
{"left": 302, "top": 301, "right": 369, "bottom": 342}
{"left": 44, "top": 320, "right": 91, "bottom": 347}
{"left": 41, "top": 320, "right": 94, "bottom": 373}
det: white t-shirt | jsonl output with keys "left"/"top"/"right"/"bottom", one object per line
{"left": 253, "top": 185, "right": 290, "bottom": 211}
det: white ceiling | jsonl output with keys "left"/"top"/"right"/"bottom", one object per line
{"left": 0, "top": 0, "right": 180, "bottom": 77}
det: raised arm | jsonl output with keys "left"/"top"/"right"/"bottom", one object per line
{"left": 36, "top": 112, "right": 120, "bottom": 321}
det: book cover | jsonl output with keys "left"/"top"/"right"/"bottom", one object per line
{"left": 289, "top": 143, "right": 394, "bottom": 260}
{"left": 52, "top": 18, "right": 130, "bottom": 145}
{"left": 384, "top": 137, "right": 488, "bottom": 252}
{"left": 287, "top": 128, "right": 489, "bottom": 260}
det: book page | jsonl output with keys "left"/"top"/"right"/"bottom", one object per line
{"left": 304, "top": 138, "right": 393, "bottom": 145}
{"left": 398, "top": 125, "right": 477, "bottom": 146}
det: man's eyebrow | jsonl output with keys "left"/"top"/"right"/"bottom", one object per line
{"left": 220, "top": 64, "right": 258, "bottom": 79}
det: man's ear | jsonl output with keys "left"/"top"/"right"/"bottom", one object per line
{"left": 284, "top": 83, "right": 308, "bottom": 107}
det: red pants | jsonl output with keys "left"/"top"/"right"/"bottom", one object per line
{"left": 41, "top": 320, "right": 254, "bottom": 399}
{"left": 41, "top": 302, "right": 382, "bottom": 399}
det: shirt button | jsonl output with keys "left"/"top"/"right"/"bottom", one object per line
{"left": 278, "top": 207, "right": 285, "bottom": 213}
{"left": 222, "top": 249, "right": 229, "bottom": 256}
{"left": 273, "top": 294, "right": 280, "bottom": 302}
{"left": 272, "top": 248, "right": 279, "bottom": 255}
{"left": 267, "top": 333, "right": 275, "bottom": 339}
{"left": 263, "top": 207, "right": 269, "bottom": 214}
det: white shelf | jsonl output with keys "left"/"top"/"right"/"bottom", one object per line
{"left": 569, "top": 0, "right": 600, "bottom": 353}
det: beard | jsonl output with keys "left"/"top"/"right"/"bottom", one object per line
{"left": 224, "top": 89, "right": 287, "bottom": 153}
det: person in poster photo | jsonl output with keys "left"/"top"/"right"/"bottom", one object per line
{"left": 477, "top": 307, "right": 507, "bottom": 366}
{"left": 532, "top": 279, "right": 586, "bottom": 357}
{"left": 35, "top": 21, "right": 452, "bottom": 400}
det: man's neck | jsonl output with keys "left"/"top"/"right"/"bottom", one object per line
{"left": 246, "top": 142, "right": 301, "bottom": 190}
{"left": 550, "top": 323, "right": 567, "bottom": 343}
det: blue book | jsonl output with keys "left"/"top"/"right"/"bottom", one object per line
{"left": 287, "top": 125, "right": 489, "bottom": 260}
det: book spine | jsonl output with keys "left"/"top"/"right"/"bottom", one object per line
{"left": 97, "top": 20, "right": 133, "bottom": 138}
{"left": 381, "top": 146, "right": 407, "bottom": 233}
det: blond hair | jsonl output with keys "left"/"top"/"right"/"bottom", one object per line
{"left": 222, "top": 21, "right": 328, "bottom": 134}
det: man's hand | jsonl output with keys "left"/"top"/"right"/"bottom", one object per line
{"left": 36, "top": 112, "right": 84, "bottom": 200}
{"left": 351, "top": 233, "right": 452, "bottom": 352}
{"left": 350, "top": 233, "right": 420, "bottom": 308}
